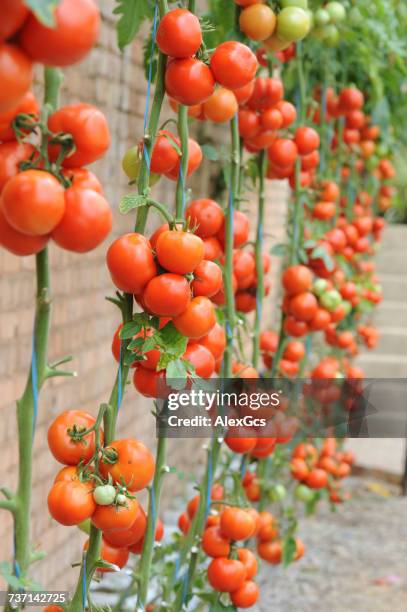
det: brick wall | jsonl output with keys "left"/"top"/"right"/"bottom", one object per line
{"left": 0, "top": 1, "right": 288, "bottom": 595}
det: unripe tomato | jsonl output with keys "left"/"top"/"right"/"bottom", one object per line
{"left": 92, "top": 497, "right": 139, "bottom": 532}
{"left": 100, "top": 439, "right": 155, "bottom": 492}
{"left": 326, "top": 2, "right": 346, "bottom": 23}
{"left": 192, "top": 260, "right": 222, "bottom": 298}
{"left": 0, "top": 43, "right": 33, "bottom": 113}
{"left": 0, "top": 0, "right": 29, "bottom": 41}
{"left": 281, "top": 0, "right": 308, "bottom": 7}
{"left": 203, "top": 88, "right": 238, "bottom": 123}
{"left": 165, "top": 58, "right": 215, "bottom": 106}
{"left": 210, "top": 42, "right": 258, "bottom": 90}
{"left": 121, "top": 146, "right": 159, "bottom": 185}
{"left": 207, "top": 558, "right": 247, "bottom": 592}
{"left": 320, "top": 289, "right": 342, "bottom": 311}
{"left": 314, "top": 8, "right": 330, "bottom": 26}
{"left": 84, "top": 538, "right": 129, "bottom": 573}
{"left": 48, "top": 479, "right": 96, "bottom": 526}
{"left": 48, "top": 103, "right": 110, "bottom": 168}
{"left": 0, "top": 91, "right": 38, "bottom": 143}
{"left": 2, "top": 169, "right": 65, "bottom": 236}
{"left": 183, "top": 343, "right": 215, "bottom": 378}
{"left": 277, "top": 7, "right": 311, "bottom": 42}
{"left": 150, "top": 130, "right": 180, "bottom": 174}
{"left": 173, "top": 296, "right": 216, "bottom": 339}
{"left": 156, "top": 9, "right": 202, "bottom": 58}
{"left": 93, "top": 485, "right": 116, "bottom": 506}
{"left": 294, "top": 483, "right": 314, "bottom": 502}
{"left": 103, "top": 504, "right": 147, "bottom": 548}
{"left": 156, "top": 230, "right": 204, "bottom": 274}
{"left": 263, "top": 32, "right": 292, "bottom": 52}
{"left": 107, "top": 233, "right": 156, "bottom": 294}
{"left": 0, "top": 208, "right": 49, "bottom": 256}
{"left": 186, "top": 198, "right": 224, "bottom": 238}
{"left": 230, "top": 581, "right": 259, "bottom": 608}
{"left": 20, "top": 0, "right": 100, "bottom": 67}
{"left": 239, "top": 5, "right": 277, "bottom": 42}
{"left": 143, "top": 273, "right": 191, "bottom": 317}
{"left": 52, "top": 186, "right": 112, "bottom": 253}
{"left": 48, "top": 410, "right": 102, "bottom": 465}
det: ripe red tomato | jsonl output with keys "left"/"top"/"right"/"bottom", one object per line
{"left": 143, "top": 273, "right": 191, "bottom": 317}
{"left": 156, "top": 8, "right": 202, "bottom": 58}
{"left": 198, "top": 323, "right": 226, "bottom": 360}
{"left": 156, "top": 230, "right": 204, "bottom": 274}
{"left": 301, "top": 150, "right": 320, "bottom": 171}
{"left": 92, "top": 498, "right": 139, "bottom": 532}
{"left": 313, "top": 201, "right": 336, "bottom": 221}
{"left": 165, "top": 58, "right": 215, "bottom": 105}
{"left": 191, "top": 260, "right": 222, "bottom": 297}
{"left": 183, "top": 343, "right": 215, "bottom": 378}
{"left": 283, "top": 340, "right": 305, "bottom": 361}
{"left": 0, "top": 43, "right": 33, "bottom": 113}
{"left": 106, "top": 233, "right": 157, "bottom": 294}
{"left": 275, "top": 100, "right": 297, "bottom": 127}
{"left": 62, "top": 167, "right": 103, "bottom": 193}
{"left": 84, "top": 538, "right": 129, "bottom": 573}
{"left": 0, "top": 207, "right": 49, "bottom": 256}
{"left": 217, "top": 210, "right": 250, "bottom": 248}
{"left": 257, "top": 539, "right": 282, "bottom": 564}
{"left": 283, "top": 315, "right": 308, "bottom": 337}
{"left": 203, "top": 88, "right": 238, "bottom": 123}
{"left": 164, "top": 137, "right": 202, "bottom": 179}
{"left": 231, "top": 581, "right": 259, "bottom": 608}
{"left": 133, "top": 366, "right": 168, "bottom": 398}
{"left": 339, "top": 87, "right": 364, "bottom": 112}
{"left": 2, "top": 169, "right": 65, "bottom": 236}
{"left": 233, "top": 80, "right": 255, "bottom": 105}
{"left": 100, "top": 439, "right": 155, "bottom": 492}
{"left": 0, "top": 92, "right": 38, "bottom": 142}
{"left": 173, "top": 296, "right": 216, "bottom": 339}
{"left": 103, "top": 504, "right": 147, "bottom": 548}
{"left": 294, "top": 126, "right": 320, "bottom": 155}
{"left": 48, "top": 410, "right": 102, "bottom": 465}
{"left": 238, "top": 109, "right": 261, "bottom": 139}
{"left": 129, "top": 517, "right": 164, "bottom": 553}
{"left": 208, "top": 557, "right": 247, "bottom": 592}
{"left": 202, "top": 526, "right": 230, "bottom": 558}
{"left": 261, "top": 107, "right": 283, "bottom": 131}
{"left": 306, "top": 468, "right": 329, "bottom": 489}
{"left": 247, "top": 77, "right": 284, "bottom": 110}
{"left": 150, "top": 130, "right": 180, "bottom": 174}
{"left": 239, "top": 4, "right": 276, "bottom": 41}
{"left": 0, "top": 0, "right": 29, "bottom": 41}
{"left": 225, "top": 426, "right": 257, "bottom": 454}
{"left": 48, "top": 104, "right": 110, "bottom": 168}
{"left": 238, "top": 548, "right": 258, "bottom": 579}
{"left": 48, "top": 479, "right": 96, "bottom": 526}
{"left": 52, "top": 186, "right": 112, "bottom": 252}
{"left": 220, "top": 507, "right": 256, "bottom": 540}
{"left": 186, "top": 198, "right": 224, "bottom": 238}
{"left": 268, "top": 138, "right": 298, "bottom": 167}
{"left": 20, "top": 0, "right": 100, "bottom": 67}
{"left": 282, "top": 265, "right": 312, "bottom": 295}
{"left": 203, "top": 236, "right": 223, "bottom": 261}
{"left": 210, "top": 41, "right": 258, "bottom": 90}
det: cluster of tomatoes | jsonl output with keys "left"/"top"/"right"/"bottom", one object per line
{"left": 311, "top": 1, "right": 347, "bottom": 47}
{"left": 0, "top": 0, "right": 114, "bottom": 258}
{"left": 46, "top": 410, "right": 160, "bottom": 572}
{"left": 290, "top": 439, "right": 354, "bottom": 504}
{"left": 236, "top": 0, "right": 311, "bottom": 51}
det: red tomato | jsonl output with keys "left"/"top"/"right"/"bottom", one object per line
{"left": 0, "top": 43, "right": 32, "bottom": 114}
{"left": 238, "top": 109, "right": 261, "bottom": 139}
{"left": 233, "top": 80, "right": 255, "bottom": 105}
{"left": 165, "top": 58, "right": 215, "bottom": 105}
{"left": 103, "top": 504, "right": 147, "bottom": 548}
{"left": 0, "top": 141, "right": 33, "bottom": 193}
{"left": 207, "top": 558, "right": 247, "bottom": 592}
{"left": 313, "top": 201, "right": 336, "bottom": 221}
{"left": 282, "top": 265, "right": 312, "bottom": 295}
{"left": 0, "top": 92, "right": 38, "bottom": 143}
{"left": 0, "top": 0, "right": 29, "bottom": 41}
{"left": 283, "top": 340, "right": 305, "bottom": 362}
{"left": 2, "top": 169, "right": 65, "bottom": 236}
{"left": 247, "top": 77, "right": 284, "bottom": 110}
{"left": 261, "top": 107, "right": 283, "bottom": 131}
{"left": 0, "top": 207, "right": 48, "bottom": 256}
{"left": 133, "top": 366, "right": 168, "bottom": 398}
{"left": 48, "top": 479, "right": 95, "bottom": 526}
{"left": 156, "top": 230, "right": 204, "bottom": 274}
{"left": 100, "top": 439, "right": 155, "bottom": 492}
{"left": 156, "top": 9, "right": 202, "bottom": 58}
{"left": 150, "top": 130, "right": 180, "bottom": 174}
{"left": 210, "top": 41, "right": 258, "bottom": 90}
{"left": 143, "top": 273, "right": 191, "bottom": 317}
{"left": 92, "top": 498, "right": 139, "bottom": 532}
{"left": 48, "top": 103, "right": 110, "bottom": 168}
{"left": 257, "top": 540, "right": 282, "bottom": 564}
{"left": 52, "top": 186, "right": 112, "bottom": 252}
{"left": 192, "top": 260, "right": 222, "bottom": 297}
{"left": 309, "top": 308, "right": 331, "bottom": 331}
{"left": 203, "top": 88, "right": 238, "bottom": 123}
{"left": 186, "top": 199, "right": 224, "bottom": 238}
{"left": 217, "top": 210, "right": 250, "bottom": 248}
{"left": 164, "top": 138, "right": 202, "bottom": 179}
{"left": 173, "top": 296, "right": 216, "bottom": 339}
{"left": 294, "top": 126, "right": 320, "bottom": 155}
{"left": 339, "top": 87, "right": 364, "bottom": 112}
{"left": 20, "top": 0, "right": 100, "bottom": 67}
{"left": 48, "top": 409, "right": 102, "bottom": 465}
{"left": 220, "top": 507, "right": 256, "bottom": 540}
{"left": 268, "top": 138, "right": 298, "bottom": 167}
{"left": 275, "top": 100, "right": 297, "bottom": 127}
{"left": 198, "top": 323, "right": 226, "bottom": 360}
{"left": 231, "top": 581, "right": 259, "bottom": 608}
{"left": 84, "top": 538, "right": 129, "bottom": 573}
{"left": 183, "top": 343, "right": 215, "bottom": 378}
{"left": 202, "top": 526, "right": 230, "bottom": 558}
{"left": 283, "top": 315, "right": 308, "bottom": 337}
{"left": 225, "top": 426, "right": 257, "bottom": 454}
{"left": 203, "top": 236, "right": 223, "bottom": 261}
{"left": 106, "top": 233, "right": 157, "bottom": 294}
{"left": 62, "top": 167, "right": 103, "bottom": 194}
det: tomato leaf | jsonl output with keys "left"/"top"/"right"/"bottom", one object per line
{"left": 120, "top": 321, "right": 142, "bottom": 339}
{"left": 201, "top": 144, "right": 219, "bottom": 161}
{"left": 165, "top": 358, "right": 189, "bottom": 385}
{"left": 23, "top": 0, "right": 61, "bottom": 26}
{"left": 119, "top": 194, "right": 148, "bottom": 215}
{"left": 282, "top": 535, "right": 297, "bottom": 567}
{"left": 270, "top": 243, "right": 287, "bottom": 257}
{"left": 114, "top": 0, "right": 154, "bottom": 51}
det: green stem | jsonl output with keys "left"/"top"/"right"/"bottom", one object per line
{"left": 4, "top": 69, "right": 62, "bottom": 611}
{"left": 175, "top": 104, "right": 189, "bottom": 219}
{"left": 252, "top": 150, "right": 267, "bottom": 369}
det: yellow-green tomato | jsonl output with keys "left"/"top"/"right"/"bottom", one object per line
{"left": 323, "top": 24, "right": 340, "bottom": 47}
{"left": 326, "top": 2, "right": 346, "bottom": 24}
{"left": 277, "top": 7, "right": 311, "bottom": 42}
{"left": 271, "top": 484, "right": 287, "bottom": 501}
{"left": 93, "top": 484, "right": 116, "bottom": 505}
{"left": 320, "top": 289, "right": 342, "bottom": 311}
{"left": 313, "top": 278, "right": 329, "bottom": 296}
{"left": 122, "top": 146, "right": 141, "bottom": 180}
{"left": 314, "top": 8, "right": 331, "bottom": 26}
{"left": 77, "top": 519, "right": 91, "bottom": 534}
{"left": 294, "top": 484, "right": 314, "bottom": 502}
{"left": 280, "top": 0, "right": 308, "bottom": 9}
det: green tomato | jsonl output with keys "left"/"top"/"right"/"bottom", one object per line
{"left": 277, "top": 7, "right": 311, "bottom": 42}
{"left": 122, "top": 146, "right": 160, "bottom": 186}
{"left": 314, "top": 8, "right": 330, "bottom": 26}
{"left": 320, "top": 289, "right": 342, "bottom": 311}
{"left": 341, "top": 300, "right": 352, "bottom": 316}
{"left": 311, "top": 26, "right": 327, "bottom": 40}
{"left": 348, "top": 6, "right": 363, "bottom": 26}
{"left": 77, "top": 519, "right": 91, "bottom": 534}
{"left": 93, "top": 484, "right": 116, "bottom": 506}
{"left": 323, "top": 24, "right": 340, "bottom": 47}
{"left": 326, "top": 2, "right": 346, "bottom": 24}
{"left": 271, "top": 484, "right": 287, "bottom": 501}
{"left": 116, "top": 493, "right": 128, "bottom": 506}
{"left": 313, "top": 278, "right": 329, "bottom": 297}
{"left": 294, "top": 484, "right": 314, "bottom": 502}
{"left": 280, "top": 0, "right": 308, "bottom": 9}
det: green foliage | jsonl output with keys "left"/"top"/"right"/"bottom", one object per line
{"left": 202, "top": 0, "right": 240, "bottom": 48}
{"left": 119, "top": 193, "right": 147, "bottom": 214}
{"left": 114, "top": 0, "right": 155, "bottom": 51}
{"left": 23, "top": 0, "right": 61, "bottom": 25}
